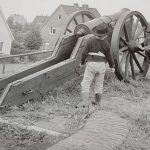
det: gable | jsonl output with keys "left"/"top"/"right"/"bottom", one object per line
{"left": 61, "top": 4, "right": 100, "bottom": 17}
{"left": 33, "top": 16, "right": 49, "bottom": 24}
{"left": 40, "top": 5, "right": 68, "bottom": 32}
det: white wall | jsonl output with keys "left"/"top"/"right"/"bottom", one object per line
{"left": 0, "top": 11, "right": 13, "bottom": 54}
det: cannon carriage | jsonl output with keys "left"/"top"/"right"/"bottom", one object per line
{"left": 0, "top": 8, "right": 149, "bottom": 107}
{"left": 74, "top": 9, "right": 150, "bottom": 82}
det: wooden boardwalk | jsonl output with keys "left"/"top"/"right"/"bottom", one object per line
{"left": 47, "top": 111, "right": 129, "bottom": 150}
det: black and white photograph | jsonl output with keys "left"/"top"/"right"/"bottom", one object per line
{"left": 0, "top": 0, "right": 150, "bottom": 149}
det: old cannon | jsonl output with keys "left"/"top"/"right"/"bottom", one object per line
{"left": 74, "top": 9, "right": 149, "bottom": 82}
{"left": 0, "top": 8, "right": 149, "bottom": 107}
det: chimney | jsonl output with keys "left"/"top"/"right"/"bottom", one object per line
{"left": 74, "top": 3, "right": 79, "bottom": 9}
{"left": 82, "top": 4, "right": 88, "bottom": 9}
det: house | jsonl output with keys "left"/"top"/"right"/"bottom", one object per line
{"left": 32, "top": 15, "right": 49, "bottom": 29}
{"left": 40, "top": 3, "right": 100, "bottom": 50}
{"left": 0, "top": 7, "right": 14, "bottom": 55}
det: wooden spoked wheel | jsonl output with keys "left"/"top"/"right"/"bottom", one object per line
{"left": 64, "top": 11, "right": 96, "bottom": 35}
{"left": 111, "top": 11, "right": 149, "bottom": 82}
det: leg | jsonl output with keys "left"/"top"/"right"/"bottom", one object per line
{"left": 80, "top": 62, "right": 95, "bottom": 107}
{"left": 93, "top": 67, "right": 106, "bottom": 105}
{"left": 78, "top": 62, "right": 96, "bottom": 119}
{"left": 93, "top": 93, "right": 102, "bottom": 105}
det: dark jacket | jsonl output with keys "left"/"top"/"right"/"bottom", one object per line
{"left": 81, "top": 35, "right": 114, "bottom": 68}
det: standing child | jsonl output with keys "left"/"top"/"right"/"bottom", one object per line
{"left": 78, "top": 23, "right": 115, "bottom": 118}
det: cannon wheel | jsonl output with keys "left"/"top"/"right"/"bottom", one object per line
{"left": 111, "top": 11, "right": 149, "bottom": 82}
{"left": 64, "top": 11, "right": 96, "bottom": 35}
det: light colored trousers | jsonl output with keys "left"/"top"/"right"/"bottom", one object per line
{"left": 81, "top": 61, "right": 106, "bottom": 94}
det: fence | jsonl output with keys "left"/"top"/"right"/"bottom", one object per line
{"left": 0, "top": 50, "right": 53, "bottom": 75}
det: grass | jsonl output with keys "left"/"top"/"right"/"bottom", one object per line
{"left": 104, "top": 77, "right": 150, "bottom": 101}
{"left": 0, "top": 122, "right": 64, "bottom": 150}
{"left": 114, "top": 111, "right": 150, "bottom": 150}
{"left": 103, "top": 73, "right": 150, "bottom": 150}
{"left": 1, "top": 71, "right": 150, "bottom": 149}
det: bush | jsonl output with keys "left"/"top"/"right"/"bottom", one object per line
{"left": 24, "top": 29, "right": 43, "bottom": 50}
{"left": 11, "top": 40, "right": 25, "bottom": 50}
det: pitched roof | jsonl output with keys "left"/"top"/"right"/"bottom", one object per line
{"left": 0, "top": 7, "right": 14, "bottom": 40}
{"left": 40, "top": 5, "right": 61, "bottom": 31}
{"left": 33, "top": 16, "right": 49, "bottom": 25}
{"left": 60, "top": 4, "right": 100, "bottom": 17}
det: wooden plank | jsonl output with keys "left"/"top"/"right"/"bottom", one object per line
{"left": 0, "top": 84, "right": 12, "bottom": 105}
{"left": 59, "top": 35, "right": 77, "bottom": 46}
{"left": 0, "top": 37, "right": 85, "bottom": 106}
{"left": 1, "top": 60, "right": 78, "bottom": 106}
{"left": 0, "top": 35, "right": 77, "bottom": 91}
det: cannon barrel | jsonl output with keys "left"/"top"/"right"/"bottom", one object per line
{"left": 74, "top": 8, "right": 130, "bottom": 35}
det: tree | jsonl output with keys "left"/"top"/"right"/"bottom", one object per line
{"left": 24, "top": 29, "right": 43, "bottom": 50}
{"left": 7, "top": 16, "right": 23, "bottom": 31}
{"left": 14, "top": 23, "right": 23, "bottom": 31}
{"left": 7, "top": 16, "right": 14, "bottom": 29}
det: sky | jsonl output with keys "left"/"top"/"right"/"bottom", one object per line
{"left": 0, "top": 0, "right": 150, "bottom": 22}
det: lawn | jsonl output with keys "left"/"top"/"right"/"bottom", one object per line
{"left": 0, "top": 63, "right": 32, "bottom": 78}
{"left": 0, "top": 70, "right": 150, "bottom": 149}
{"left": 0, "top": 122, "right": 65, "bottom": 150}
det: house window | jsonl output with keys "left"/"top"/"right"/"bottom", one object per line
{"left": 58, "top": 15, "right": 61, "bottom": 20}
{"left": 49, "top": 27, "right": 56, "bottom": 35}
{"left": 0, "top": 42, "right": 3, "bottom": 52}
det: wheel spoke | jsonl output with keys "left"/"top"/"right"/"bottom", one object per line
{"left": 136, "top": 51, "right": 147, "bottom": 58}
{"left": 120, "top": 37, "right": 128, "bottom": 46}
{"left": 119, "top": 46, "right": 128, "bottom": 52}
{"left": 74, "top": 17, "right": 78, "bottom": 25}
{"left": 130, "top": 54, "right": 135, "bottom": 79}
{"left": 132, "top": 53, "right": 143, "bottom": 72}
{"left": 134, "top": 26, "right": 146, "bottom": 40}
{"left": 120, "top": 51, "right": 128, "bottom": 66}
{"left": 82, "top": 14, "right": 85, "bottom": 23}
{"left": 125, "top": 53, "right": 130, "bottom": 79}
{"left": 129, "top": 16, "right": 134, "bottom": 40}
{"left": 131, "top": 17, "right": 140, "bottom": 39}
{"left": 64, "top": 11, "right": 95, "bottom": 35}
{"left": 66, "top": 28, "right": 72, "bottom": 33}
{"left": 123, "top": 24, "right": 129, "bottom": 42}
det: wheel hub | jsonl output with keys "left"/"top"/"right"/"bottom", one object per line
{"left": 128, "top": 41, "right": 137, "bottom": 51}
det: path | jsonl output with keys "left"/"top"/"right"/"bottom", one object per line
{"left": 47, "top": 110, "right": 129, "bottom": 150}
